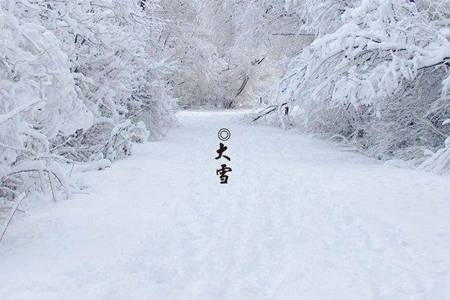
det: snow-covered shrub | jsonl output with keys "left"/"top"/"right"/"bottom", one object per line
{"left": 419, "top": 137, "right": 450, "bottom": 174}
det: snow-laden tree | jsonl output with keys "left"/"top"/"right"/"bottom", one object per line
{"left": 285, "top": 0, "right": 356, "bottom": 36}
{"left": 26, "top": 0, "right": 176, "bottom": 161}
{"left": 152, "top": 0, "right": 231, "bottom": 109}
{"left": 192, "top": 0, "right": 314, "bottom": 109}
{"left": 0, "top": 0, "right": 178, "bottom": 208}
{"left": 263, "top": 0, "right": 450, "bottom": 171}
{"left": 0, "top": 5, "right": 92, "bottom": 201}
{"left": 415, "top": 0, "right": 450, "bottom": 173}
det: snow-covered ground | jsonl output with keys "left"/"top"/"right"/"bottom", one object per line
{"left": 1, "top": 111, "right": 450, "bottom": 299}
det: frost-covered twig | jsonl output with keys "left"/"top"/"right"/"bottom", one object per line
{"left": 0, "top": 193, "right": 26, "bottom": 243}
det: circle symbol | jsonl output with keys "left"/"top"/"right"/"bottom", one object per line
{"left": 218, "top": 128, "right": 231, "bottom": 141}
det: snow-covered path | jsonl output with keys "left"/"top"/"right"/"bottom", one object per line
{"left": 1, "top": 111, "right": 450, "bottom": 299}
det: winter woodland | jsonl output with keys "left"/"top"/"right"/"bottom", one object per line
{"left": 1, "top": 0, "right": 450, "bottom": 298}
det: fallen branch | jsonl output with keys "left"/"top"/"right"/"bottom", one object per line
{"left": 252, "top": 103, "right": 288, "bottom": 122}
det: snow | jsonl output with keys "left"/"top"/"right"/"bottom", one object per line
{"left": 1, "top": 111, "right": 450, "bottom": 299}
